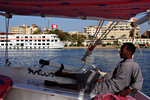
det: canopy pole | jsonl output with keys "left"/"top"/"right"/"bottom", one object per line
{"left": 132, "top": 10, "right": 150, "bottom": 27}
{"left": 82, "top": 21, "right": 119, "bottom": 62}
{"left": 131, "top": 22, "right": 143, "bottom": 55}
{"left": 82, "top": 20, "right": 104, "bottom": 62}
{"left": 4, "top": 13, "right": 12, "bottom": 66}
{"left": 89, "top": 20, "right": 104, "bottom": 47}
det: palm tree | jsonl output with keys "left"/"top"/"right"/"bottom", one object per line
{"left": 120, "top": 34, "right": 126, "bottom": 38}
{"left": 110, "top": 35, "right": 115, "bottom": 39}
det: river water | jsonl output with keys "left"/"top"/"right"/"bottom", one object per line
{"left": 0, "top": 48, "right": 150, "bottom": 96}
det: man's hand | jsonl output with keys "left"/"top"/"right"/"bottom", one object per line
{"left": 97, "top": 77, "right": 104, "bottom": 83}
{"left": 118, "top": 87, "right": 136, "bottom": 97}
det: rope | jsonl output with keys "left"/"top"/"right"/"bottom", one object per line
{"left": 131, "top": 24, "right": 143, "bottom": 55}
{"left": 82, "top": 20, "right": 105, "bottom": 62}
{"left": 82, "top": 21, "right": 119, "bottom": 62}
{"left": 92, "top": 20, "right": 104, "bottom": 44}
{"left": 99, "top": 21, "right": 119, "bottom": 39}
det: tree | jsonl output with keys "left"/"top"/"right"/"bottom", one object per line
{"left": 120, "top": 34, "right": 126, "bottom": 38}
{"left": 71, "top": 34, "right": 78, "bottom": 42}
{"left": 46, "top": 29, "right": 71, "bottom": 41}
{"left": 129, "top": 30, "right": 134, "bottom": 37}
{"left": 88, "top": 35, "right": 94, "bottom": 40}
{"left": 110, "top": 35, "right": 115, "bottom": 39}
{"left": 77, "top": 34, "right": 86, "bottom": 46}
{"left": 33, "top": 28, "right": 41, "bottom": 34}
{"left": 45, "top": 29, "right": 86, "bottom": 45}
{"left": 141, "top": 34, "right": 148, "bottom": 38}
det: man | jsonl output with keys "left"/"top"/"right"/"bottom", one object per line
{"left": 41, "top": 43, "right": 143, "bottom": 97}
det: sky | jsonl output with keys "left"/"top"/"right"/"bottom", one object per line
{"left": 0, "top": 14, "right": 150, "bottom": 34}
{"left": 0, "top": 15, "right": 98, "bottom": 33}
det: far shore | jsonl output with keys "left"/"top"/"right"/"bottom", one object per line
{"left": 64, "top": 45, "right": 120, "bottom": 49}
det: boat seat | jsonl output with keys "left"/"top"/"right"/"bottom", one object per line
{"left": 0, "top": 74, "right": 13, "bottom": 100}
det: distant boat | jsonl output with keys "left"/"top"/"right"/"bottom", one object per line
{"left": 0, "top": 34, "right": 66, "bottom": 49}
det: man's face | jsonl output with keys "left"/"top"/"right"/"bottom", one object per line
{"left": 120, "top": 45, "right": 129, "bottom": 59}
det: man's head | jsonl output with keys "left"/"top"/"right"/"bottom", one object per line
{"left": 120, "top": 43, "right": 136, "bottom": 59}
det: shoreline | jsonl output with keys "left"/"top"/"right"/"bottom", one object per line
{"left": 64, "top": 45, "right": 120, "bottom": 49}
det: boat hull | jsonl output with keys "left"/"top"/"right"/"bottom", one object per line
{"left": 0, "top": 34, "right": 66, "bottom": 49}
{"left": 0, "top": 67, "right": 150, "bottom": 100}
{"left": 0, "top": 67, "right": 91, "bottom": 100}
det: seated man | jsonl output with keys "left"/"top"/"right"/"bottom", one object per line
{"left": 40, "top": 43, "right": 143, "bottom": 97}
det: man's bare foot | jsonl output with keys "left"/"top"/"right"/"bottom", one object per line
{"left": 44, "top": 80, "right": 58, "bottom": 86}
{"left": 39, "top": 59, "right": 49, "bottom": 65}
{"left": 55, "top": 64, "right": 64, "bottom": 76}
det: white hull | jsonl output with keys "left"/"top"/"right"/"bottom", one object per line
{"left": 0, "top": 67, "right": 150, "bottom": 100}
{"left": 0, "top": 34, "right": 66, "bottom": 49}
{"left": 0, "top": 67, "right": 91, "bottom": 100}
{"left": 5, "top": 85, "right": 85, "bottom": 100}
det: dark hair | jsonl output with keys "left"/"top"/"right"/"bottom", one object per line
{"left": 122, "top": 43, "right": 136, "bottom": 55}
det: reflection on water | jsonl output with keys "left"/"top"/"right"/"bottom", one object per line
{"left": 0, "top": 48, "right": 150, "bottom": 96}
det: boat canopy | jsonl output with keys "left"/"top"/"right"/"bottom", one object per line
{"left": 0, "top": 0, "right": 150, "bottom": 21}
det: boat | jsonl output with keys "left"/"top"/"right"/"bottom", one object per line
{"left": 0, "top": 33, "right": 66, "bottom": 49}
{"left": 1, "top": 0, "right": 150, "bottom": 100}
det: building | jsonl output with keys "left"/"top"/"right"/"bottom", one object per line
{"left": 118, "top": 38, "right": 150, "bottom": 47}
{"left": 10, "top": 26, "right": 25, "bottom": 34}
{"left": 43, "top": 27, "right": 52, "bottom": 34}
{"left": 84, "top": 26, "right": 101, "bottom": 37}
{"left": 84, "top": 21, "right": 140, "bottom": 39}
{"left": 68, "top": 31, "right": 87, "bottom": 37}
{"left": 10, "top": 24, "right": 41, "bottom": 34}
{"left": 106, "top": 22, "right": 139, "bottom": 39}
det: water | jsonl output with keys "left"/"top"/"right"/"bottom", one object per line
{"left": 0, "top": 48, "right": 150, "bottom": 96}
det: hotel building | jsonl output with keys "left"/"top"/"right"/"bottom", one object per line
{"left": 84, "top": 21, "right": 140, "bottom": 39}
{"left": 10, "top": 24, "right": 41, "bottom": 34}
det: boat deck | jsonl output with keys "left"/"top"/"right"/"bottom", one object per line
{"left": 0, "top": 67, "right": 92, "bottom": 100}
{"left": 0, "top": 67, "right": 150, "bottom": 100}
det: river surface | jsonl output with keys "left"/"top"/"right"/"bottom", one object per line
{"left": 0, "top": 48, "right": 150, "bottom": 96}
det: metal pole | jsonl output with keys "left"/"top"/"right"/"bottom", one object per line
{"left": 5, "top": 17, "right": 10, "bottom": 66}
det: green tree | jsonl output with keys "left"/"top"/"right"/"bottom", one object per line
{"left": 110, "top": 35, "right": 115, "bottom": 39}
{"left": 77, "top": 34, "right": 86, "bottom": 46}
{"left": 88, "top": 35, "right": 94, "bottom": 40}
{"left": 121, "top": 34, "right": 126, "bottom": 38}
{"left": 33, "top": 28, "right": 41, "bottom": 34}
{"left": 46, "top": 29, "right": 71, "bottom": 41}
{"left": 71, "top": 34, "right": 78, "bottom": 42}
{"left": 141, "top": 34, "right": 148, "bottom": 38}
{"left": 129, "top": 30, "right": 134, "bottom": 37}
{"left": 45, "top": 29, "right": 86, "bottom": 45}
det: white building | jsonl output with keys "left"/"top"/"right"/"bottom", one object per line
{"left": 106, "top": 22, "right": 139, "bottom": 39}
{"left": 84, "top": 26, "right": 101, "bottom": 37}
{"left": 10, "top": 24, "right": 41, "bottom": 34}
{"left": 68, "top": 31, "right": 88, "bottom": 37}
{"left": 84, "top": 21, "right": 139, "bottom": 39}
{"left": 118, "top": 38, "right": 150, "bottom": 45}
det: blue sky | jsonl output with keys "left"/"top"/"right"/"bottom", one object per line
{"left": 0, "top": 15, "right": 150, "bottom": 34}
{"left": 0, "top": 15, "right": 98, "bottom": 32}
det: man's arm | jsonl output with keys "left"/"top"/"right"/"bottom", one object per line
{"left": 130, "top": 65, "right": 143, "bottom": 91}
{"left": 118, "top": 86, "right": 136, "bottom": 97}
{"left": 97, "top": 77, "right": 104, "bottom": 83}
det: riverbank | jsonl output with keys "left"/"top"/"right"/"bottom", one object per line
{"left": 64, "top": 45, "right": 120, "bottom": 49}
